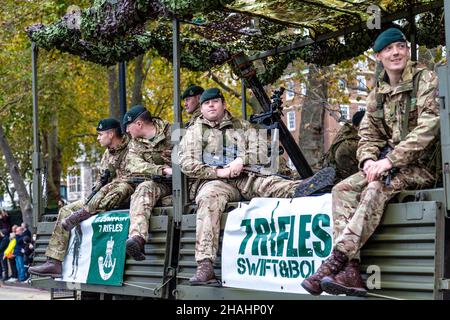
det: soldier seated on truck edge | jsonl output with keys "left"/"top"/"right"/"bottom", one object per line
{"left": 178, "top": 87, "right": 336, "bottom": 286}
{"left": 301, "top": 27, "right": 441, "bottom": 297}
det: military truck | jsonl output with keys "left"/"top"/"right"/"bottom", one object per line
{"left": 28, "top": 0, "right": 450, "bottom": 300}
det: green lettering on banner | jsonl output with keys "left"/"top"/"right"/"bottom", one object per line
{"left": 246, "top": 258, "right": 262, "bottom": 275}
{"left": 276, "top": 216, "right": 290, "bottom": 257}
{"left": 237, "top": 257, "right": 246, "bottom": 274}
{"left": 298, "top": 215, "right": 313, "bottom": 257}
{"left": 279, "top": 260, "right": 289, "bottom": 277}
{"left": 239, "top": 219, "right": 253, "bottom": 254}
{"left": 288, "top": 260, "right": 300, "bottom": 278}
{"left": 268, "top": 218, "right": 277, "bottom": 256}
{"left": 252, "top": 218, "right": 270, "bottom": 256}
{"left": 86, "top": 211, "right": 130, "bottom": 286}
{"left": 287, "top": 216, "right": 298, "bottom": 257}
{"left": 312, "top": 214, "right": 332, "bottom": 257}
{"left": 300, "top": 260, "right": 314, "bottom": 278}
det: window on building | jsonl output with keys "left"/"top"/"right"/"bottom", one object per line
{"left": 68, "top": 174, "right": 81, "bottom": 193}
{"left": 338, "top": 79, "right": 346, "bottom": 90}
{"left": 287, "top": 111, "right": 296, "bottom": 131}
{"left": 358, "top": 105, "right": 366, "bottom": 112}
{"left": 91, "top": 168, "right": 100, "bottom": 186}
{"left": 356, "top": 75, "right": 367, "bottom": 91}
{"left": 286, "top": 80, "right": 295, "bottom": 101}
{"left": 340, "top": 105, "right": 350, "bottom": 121}
{"left": 357, "top": 59, "right": 368, "bottom": 70}
{"left": 300, "top": 82, "right": 307, "bottom": 96}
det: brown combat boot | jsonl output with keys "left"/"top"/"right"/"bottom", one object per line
{"left": 61, "top": 208, "right": 91, "bottom": 231}
{"left": 126, "top": 235, "right": 146, "bottom": 261}
{"left": 28, "top": 257, "right": 62, "bottom": 278}
{"left": 189, "top": 259, "right": 221, "bottom": 286}
{"left": 301, "top": 249, "right": 348, "bottom": 295}
{"left": 320, "top": 259, "right": 368, "bottom": 296}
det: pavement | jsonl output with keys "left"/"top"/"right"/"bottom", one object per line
{"left": 0, "top": 281, "right": 51, "bottom": 300}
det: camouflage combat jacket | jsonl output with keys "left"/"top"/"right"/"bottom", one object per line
{"left": 124, "top": 118, "right": 172, "bottom": 176}
{"left": 185, "top": 107, "right": 202, "bottom": 128}
{"left": 179, "top": 110, "right": 260, "bottom": 197}
{"left": 357, "top": 60, "right": 440, "bottom": 171}
{"left": 96, "top": 134, "right": 130, "bottom": 183}
{"left": 179, "top": 110, "right": 257, "bottom": 180}
{"left": 323, "top": 123, "right": 359, "bottom": 181}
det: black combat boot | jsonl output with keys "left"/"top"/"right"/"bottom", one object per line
{"left": 126, "top": 235, "right": 146, "bottom": 261}
{"left": 294, "top": 167, "right": 336, "bottom": 197}
{"left": 189, "top": 259, "right": 221, "bottom": 286}
{"left": 61, "top": 208, "right": 91, "bottom": 231}
{"left": 301, "top": 249, "right": 348, "bottom": 295}
{"left": 320, "top": 259, "right": 367, "bottom": 296}
{"left": 28, "top": 257, "right": 62, "bottom": 278}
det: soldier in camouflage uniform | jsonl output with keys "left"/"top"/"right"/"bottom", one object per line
{"left": 182, "top": 84, "right": 204, "bottom": 128}
{"left": 29, "top": 118, "right": 133, "bottom": 277}
{"left": 302, "top": 28, "right": 440, "bottom": 297}
{"left": 322, "top": 110, "right": 365, "bottom": 183}
{"left": 179, "top": 88, "right": 335, "bottom": 285}
{"left": 122, "top": 105, "right": 173, "bottom": 261}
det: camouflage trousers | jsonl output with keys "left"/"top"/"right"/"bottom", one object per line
{"left": 46, "top": 181, "right": 134, "bottom": 261}
{"left": 195, "top": 175, "right": 300, "bottom": 262}
{"left": 129, "top": 181, "right": 171, "bottom": 241}
{"left": 332, "top": 167, "right": 434, "bottom": 260}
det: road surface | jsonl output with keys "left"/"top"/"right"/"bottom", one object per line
{"left": 0, "top": 284, "right": 51, "bottom": 300}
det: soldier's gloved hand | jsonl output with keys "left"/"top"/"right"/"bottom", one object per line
{"left": 366, "top": 158, "right": 393, "bottom": 183}
{"left": 226, "top": 157, "right": 244, "bottom": 178}
{"left": 162, "top": 167, "right": 172, "bottom": 176}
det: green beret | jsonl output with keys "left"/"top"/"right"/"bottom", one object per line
{"left": 199, "top": 88, "right": 224, "bottom": 105}
{"left": 373, "top": 28, "right": 407, "bottom": 52}
{"left": 97, "top": 118, "right": 121, "bottom": 132}
{"left": 181, "top": 85, "right": 204, "bottom": 99}
{"left": 122, "top": 105, "right": 148, "bottom": 127}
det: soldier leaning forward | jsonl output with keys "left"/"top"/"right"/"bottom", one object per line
{"left": 179, "top": 88, "right": 336, "bottom": 286}
{"left": 322, "top": 110, "right": 365, "bottom": 183}
{"left": 29, "top": 118, "right": 133, "bottom": 278}
{"left": 122, "top": 105, "right": 173, "bottom": 261}
{"left": 302, "top": 28, "right": 441, "bottom": 297}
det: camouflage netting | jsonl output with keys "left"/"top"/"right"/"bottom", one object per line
{"left": 26, "top": 0, "right": 445, "bottom": 85}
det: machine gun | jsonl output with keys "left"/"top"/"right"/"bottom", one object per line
{"left": 203, "top": 145, "right": 291, "bottom": 193}
{"left": 230, "top": 52, "right": 313, "bottom": 179}
{"left": 378, "top": 146, "right": 399, "bottom": 186}
{"left": 203, "top": 144, "right": 290, "bottom": 176}
{"left": 85, "top": 169, "right": 111, "bottom": 205}
{"left": 126, "top": 174, "right": 173, "bottom": 189}
{"left": 249, "top": 87, "right": 285, "bottom": 129}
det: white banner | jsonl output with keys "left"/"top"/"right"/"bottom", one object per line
{"left": 60, "top": 211, "right": 130, "bottom": 286}
{"left": 221, "top": 194, "right": 333, "bottom": 294}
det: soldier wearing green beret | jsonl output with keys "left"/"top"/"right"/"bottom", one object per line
{"left": 122, "top": 105, "right": 173, "bottom": 261}
{"left": 179, "top": 88, "right": 335, "bottom": 285}
{"left": 302, "top": 27, "right": 441, "bottom": 296}
{"left": 182, "top": 84, "right": 204, "bottom": 128}
{"left": 29, "top": 118, "right": 133, "bottom": 277}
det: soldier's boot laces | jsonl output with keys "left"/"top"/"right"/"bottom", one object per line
{"left": 189, "top": 259, "right": 221, "bottom": 287}
{"left": 320, "top": 259, "right": 368, "bottom": 296}
{"left": 301, "top": 249, "right": 348, "bottom": 295}
{"left": 28, "top": 257, "right": 62, "bottom": 278}
{"left": 126, "top": 235, "right": 146, "bottom": 261}
{"left": 61, "top": 208, "right": 91, "bottom": 231}
{"left": 294, "top": 167, "right": 336, "bottom": 198}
